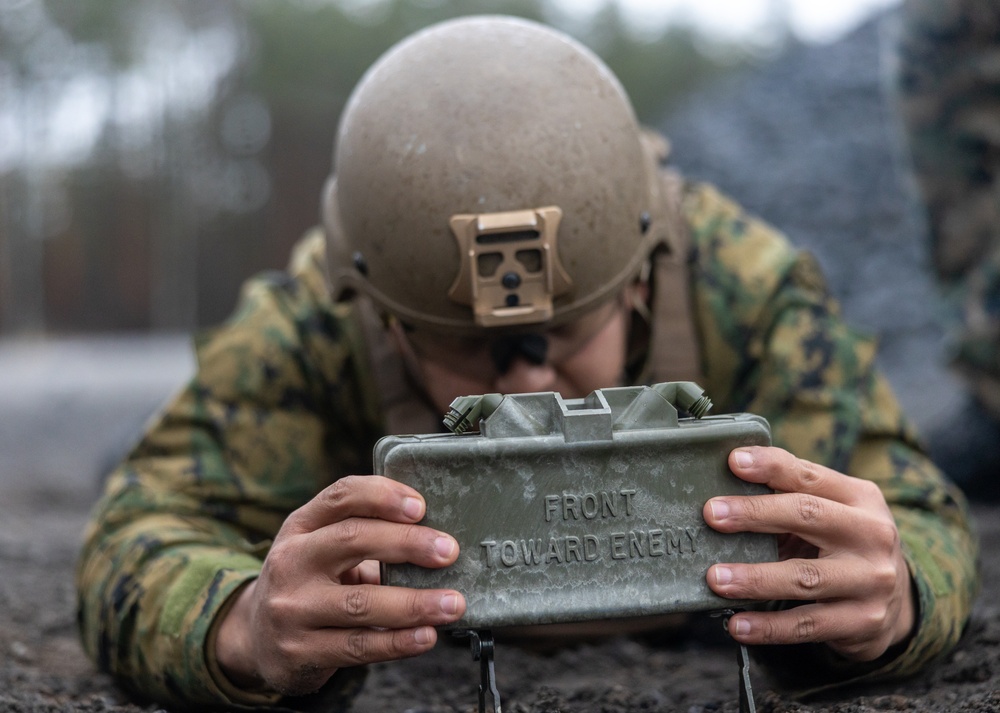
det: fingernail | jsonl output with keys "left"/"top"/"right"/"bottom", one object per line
{"left": 710, "top": 499, "right": 730, "bottom": 520}
{"left": 440, "top": 593, "right": 459, "bottom": 615}
{"left": 402, "top": 496, "right": 423, "bottom": 520}
{"left": 714, "top": 566, "right": 733, "bottom": 585}
{"left": 434, "top": 536, "right": 456, "bottom": 558}
{"left": 414, "top": 626, "right": 434, "bottom": 645}
{"left": 735, "top": 450, "right": 754, "bottom": 468}
{"left": 731, "top": 618, "right": 750, "bottom": 636}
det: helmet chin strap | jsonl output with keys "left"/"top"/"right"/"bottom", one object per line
{"left": 489, "top": 333, "right": 549, "bottom": 374}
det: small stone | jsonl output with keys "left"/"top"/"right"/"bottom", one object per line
{"left": 10, "top": 641, "right": 34, "bottom": 663}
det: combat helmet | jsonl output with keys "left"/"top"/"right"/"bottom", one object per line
{"left": 325, "top": 15, "right": 669, "bottom": 334}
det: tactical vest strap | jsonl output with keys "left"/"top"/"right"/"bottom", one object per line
{"left": 354, "top": 296, "right": 442, "bottom": 436}
{"left": 639, "top": 169, "right": 705, "bottom": 386}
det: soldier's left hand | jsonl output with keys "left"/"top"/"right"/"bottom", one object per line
{"left": 702, "top": 445, "right": 916, "bottom": 661}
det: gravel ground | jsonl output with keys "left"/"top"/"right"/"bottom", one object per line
{"left": 1, "top": 12, "right": 998, "bottom": 713}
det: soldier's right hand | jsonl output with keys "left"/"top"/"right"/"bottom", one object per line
{"left": 213, "top": 475, "right": 465, "bottom": 696}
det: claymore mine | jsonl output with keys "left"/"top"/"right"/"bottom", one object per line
{"left": 376, "top": 382, "right": 777, "bottom": 713}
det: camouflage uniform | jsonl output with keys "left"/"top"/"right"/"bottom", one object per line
{"left": 895, "top": 0, "right": 1000, "bottom": 418}
{"left": 76, "top": 181, "right": 979, "bottom": 709}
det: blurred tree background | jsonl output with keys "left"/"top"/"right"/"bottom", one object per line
{"left": 0, "top": 0, "right": 779, "bottom": 336}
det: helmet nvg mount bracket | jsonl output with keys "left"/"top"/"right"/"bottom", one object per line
{"left": 325, "top": 15, "right": 668, "bottom": 334}
{"left": 447, "top": 206, "right": 572, "bottom": 327}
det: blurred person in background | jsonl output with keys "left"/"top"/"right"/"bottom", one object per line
{"left": 77, "top": 15, "right": 977, "bottom": 710}
{"left": 895, "top": 0, "right": 1000, "bottom": 500}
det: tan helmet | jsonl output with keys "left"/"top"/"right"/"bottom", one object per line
{"left": 325, "top": 15, "right": 668, "bottom": 334}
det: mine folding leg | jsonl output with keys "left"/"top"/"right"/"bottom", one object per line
{"left": 736, "top": 636, "right": 756, "bottom": 713}
{"left": 713, "top": 609, "right": 756, "bottom": 713}
{"left": 456, "top": 629, "right": 502, "bottom": 713}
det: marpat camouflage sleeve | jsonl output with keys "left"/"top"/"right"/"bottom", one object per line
{"left": 76, "top": 230, "right": 377, "bottom": 709}
{"left": 684, "top": 183, "right": 979, "bottom": 691}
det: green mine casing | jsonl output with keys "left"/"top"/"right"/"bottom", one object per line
{"left": 376, "top": 383, "right": 777, "bottom": 629}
